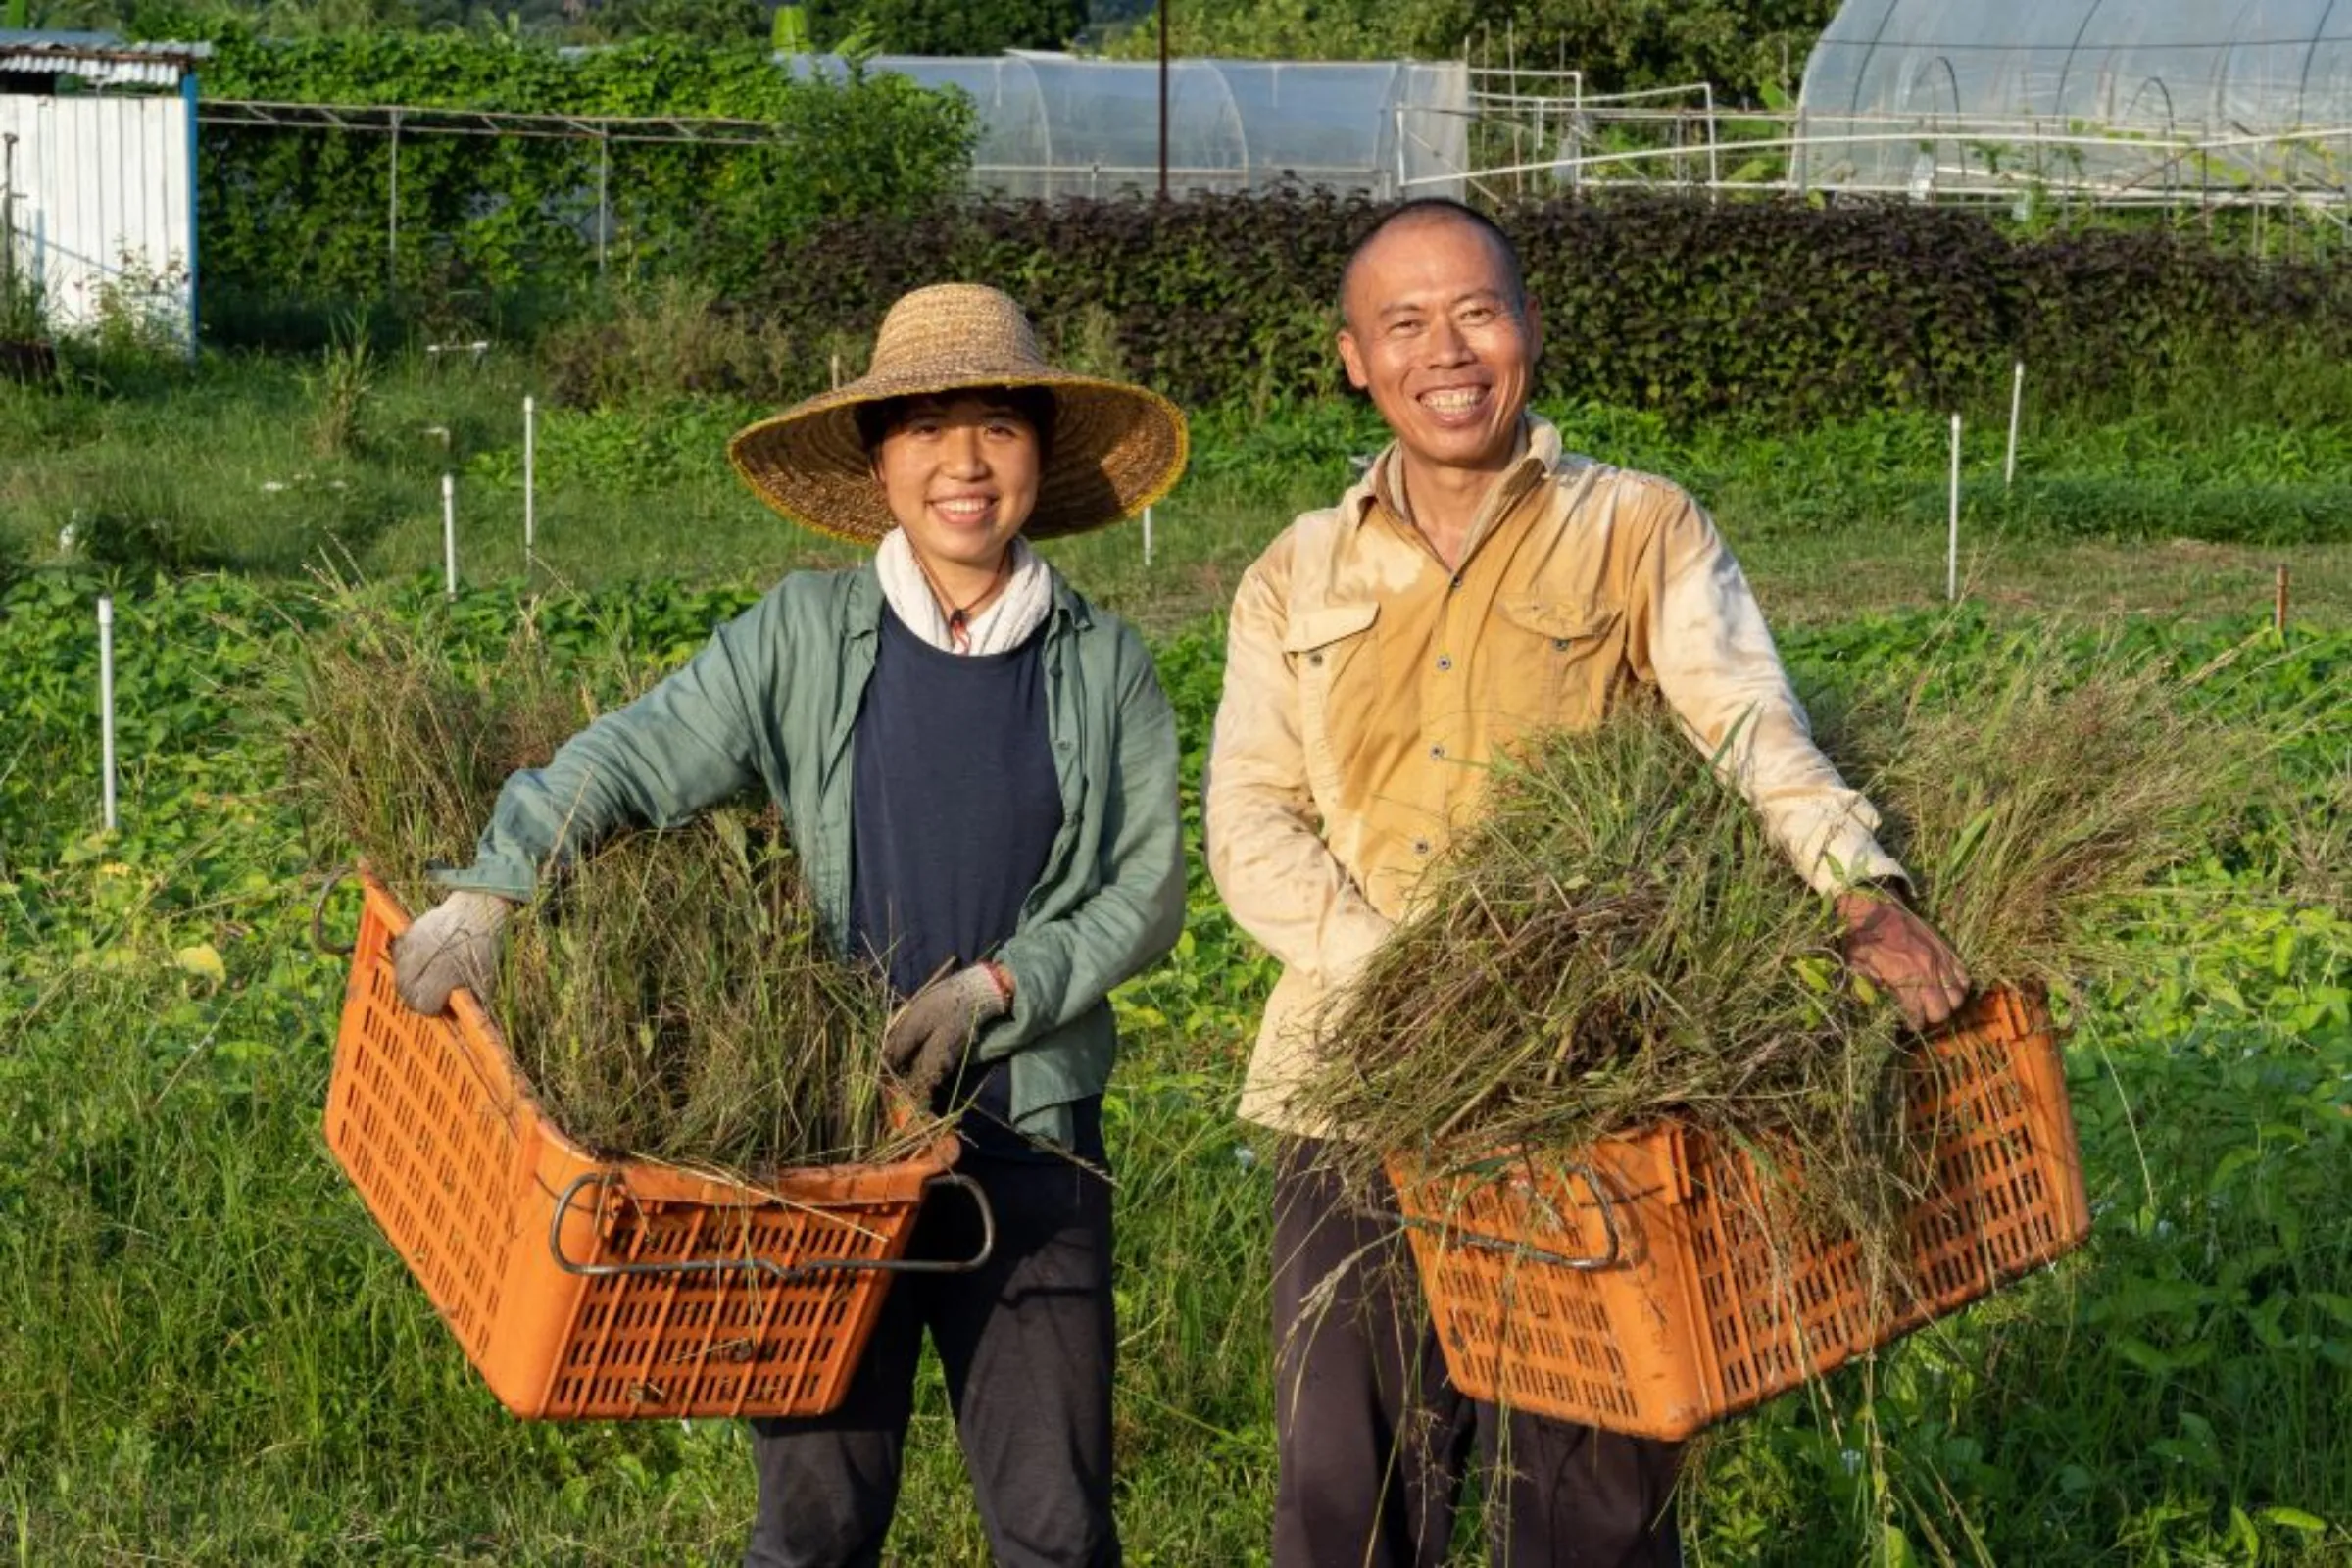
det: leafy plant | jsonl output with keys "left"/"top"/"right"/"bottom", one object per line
{"left": 809, "top": 0, "right": 1083, "bottom": 52}
{"left": 0, "top": 204, "right": 50, "bottom": 345}
{"left": 69, "top": 246, "right": 192, "bottom": 363}
{"left": 302, "top": 314, "right": 377, "bottom": 457}
{"left": 192, "top": 32, "right": 977, "bottom": 311}
{"left": 735, "top": 190, "right": 2352, "bottom": 430}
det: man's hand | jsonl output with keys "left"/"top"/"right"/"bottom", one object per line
{"left": 883, "top": 963, "right": 1013, "bottom": 1102}
{"left": 391, "top": 890, "right": 514, "bottom": 1015}
{"left": 1835, "top": 887, "right": 1970, "bottom": 1032}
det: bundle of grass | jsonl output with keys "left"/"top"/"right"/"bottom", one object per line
{"left": 1302, "top": 637, "right": 2253, "bottom": 1250}
{"left": 287, "top": 599, "right": 905, "bottom": 1176}
{"left": 286, "top": 603, "right": 586, "bottom": 916}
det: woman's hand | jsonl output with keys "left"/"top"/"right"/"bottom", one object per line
{"left": 391, "top": 891, "right": 514, "bottom": 1014}
{"left": 883, "top": 962, "right": 1014, "bottom": 1100}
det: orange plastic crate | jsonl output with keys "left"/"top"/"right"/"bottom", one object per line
{"left": 321, "top": 872, "right": 974, "bottom": 1421}
{"left": 1388, "top": 986, "right": 2090, "bottom": 1442}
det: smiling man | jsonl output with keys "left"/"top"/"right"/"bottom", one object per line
{"left": 1203, "top": 200, "right": 1969, "bottom": 1565}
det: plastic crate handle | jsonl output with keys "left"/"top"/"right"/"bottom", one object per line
{"left": 1400, "top": 1161, "right": 1624, "bottom": 1272}
{"left": 312, "top": 866, "right": 359, "bottom": 957}
{"left": 546, "top": 1169, "right": 997, "bottom": 1283}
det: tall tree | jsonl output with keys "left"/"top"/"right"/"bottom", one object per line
{"left": 809, "top": 0, "right": 1085, "bottom": 55}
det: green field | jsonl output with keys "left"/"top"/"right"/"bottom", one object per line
{"left": 3, "top": 337, "right": 2349, "bottom": 1565}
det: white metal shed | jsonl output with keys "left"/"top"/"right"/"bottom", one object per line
{"left": 0, "top": 32, "right": 207, "bottom": 347}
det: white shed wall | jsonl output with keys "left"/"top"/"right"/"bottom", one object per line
{"left": 0, "top": 92, "right": 194, "bottom": 337}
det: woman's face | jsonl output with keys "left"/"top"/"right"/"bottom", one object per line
{"left": 872, "top": 394, "right": 1043, "bottom": 577}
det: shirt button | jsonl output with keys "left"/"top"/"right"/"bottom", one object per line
{"left": 1412, "top": 838, "right": 1432, "bottom": 857}
{"left": 1428, "top": 744, "right": 1446, "bottom": 760}
{"left": 1309, "top": 652, "right": 1325, "bottom": 667}
{"left": 1553, "top": 637, "right": 1572, "bottom": 652}
{"left": 1436, "top": 655, "right": 1452, "bottom": 672}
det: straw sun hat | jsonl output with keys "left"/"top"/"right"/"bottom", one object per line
{"left": 728, "top": 283, "right": 1189, "bottom": 545}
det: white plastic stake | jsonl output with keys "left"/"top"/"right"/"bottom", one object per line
{"left": 97, "top": 596, "right": 118, "bottom": 832}
{"left": 2004, "top": 360, "right": 2025, "bottom": 488}
{"left": 443, "top": 472, "right": 459, "bottom": 601}
{"left": 1143, "top": 505, "right": 1154, "bottom": 567}
{"left": 1947, "top": 413, "right": 1963, "bottom": 604}
{"left": 523, "top": 395, "right": 536, "bottom": 553}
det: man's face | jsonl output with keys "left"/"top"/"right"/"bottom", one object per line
{"left": 1337, "top": 217, "right": 1541, "bottom": 479}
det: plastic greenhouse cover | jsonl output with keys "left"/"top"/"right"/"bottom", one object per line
{"left": 1798, "top": 0, "right": 2352, "bottom": 191}
{"left": 780, "top": 52, "right": 1466, "bottom": 197}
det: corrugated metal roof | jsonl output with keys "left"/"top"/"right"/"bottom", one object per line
{"left": 0, "top": 32, "right": 211, "bottom": 88}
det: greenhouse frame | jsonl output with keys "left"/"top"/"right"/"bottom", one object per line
{"left": 800, "top": 54, "right": 1471, "bottom": 200}
{"left": 1795, "top": 0, "right": 2352, "bottom": 206}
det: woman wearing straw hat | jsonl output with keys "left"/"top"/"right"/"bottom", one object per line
{"left": 390, "top": 283, "right": 1190, "bottom": 1566}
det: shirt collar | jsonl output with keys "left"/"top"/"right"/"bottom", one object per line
{"left": 845, "top": 553, "right": 1088, "bottom": 639}
{"left": 1347, "top": 413, "right": 1562, "bottom": 529}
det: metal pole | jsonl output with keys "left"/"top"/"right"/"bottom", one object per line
{"left": 1157, "top": 0, "right": 1170, "bottom": 200}
{"left": 1704, "top": 82, "right": 1720, "bottom": 202}
{"left": 597, "top": 129, "right": 610, "bottom": 276}
{"left": 97, "top": 597, "right": 118, "bottom": 832}
{"left": 522, "top": 395, "right": 536, "bottom": 553}
{"left": 1947, "top": 414, "right": 1963, "bottom": 604}
{"left": 443, "top": 472, "right": 459, "bottom": 601}
{"left": 387, "top": 110, "right": 401, "bottom": 296}
{"left": 1506, "top": 18, "right": 1520, "bottom": 198}
{"left": 1143, "top": 505, "right": 1153, "bottom": 567}
{"left": 1570, "top": 73, "right": 1583, "bottom": 194}
{"left": 2004, "top": 361, "right": 2025, "bottom": 488}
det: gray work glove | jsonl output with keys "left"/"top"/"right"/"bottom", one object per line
{"left": 391, "top": 890, "right": 514, "bottom": 1015}
{"left": 882, "top": 963, "right": 1013, "bottom": 1102}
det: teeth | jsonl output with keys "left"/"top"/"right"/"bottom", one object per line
{"left": 1422, "top": 388, "right": 1484, "bottom": 412}
{"left": 936, "top": 499, "right": 990, "bottom": 518}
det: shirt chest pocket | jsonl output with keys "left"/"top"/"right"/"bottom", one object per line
{"left": 1283, "top": 600, "right": 1381, "bottom": 808}
{"left": 1494, "top": 598, "right": 1623, "bottom": 731}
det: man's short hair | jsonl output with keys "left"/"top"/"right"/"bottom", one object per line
{"left": 854, "top": 385, "right": 1057, "bottom": 461}
{"left": 1338, "top": 198, "right": 1528, "bottom": 327}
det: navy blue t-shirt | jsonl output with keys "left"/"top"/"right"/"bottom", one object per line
{"left": 848, "top": 605, "right": 1102, "bottom": 1162}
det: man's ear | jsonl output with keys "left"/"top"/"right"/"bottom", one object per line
{"left": 1336, "top": 326, "right": 1371, "bottom": 392}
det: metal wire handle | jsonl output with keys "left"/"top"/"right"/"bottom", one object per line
{"left": 547, "top": 1169, "right": 996, "bottom": 1283}
{"left": 1401, "top": 1161, "right": 1624, "bottom": 1272}
{"left": 311, "top": 866, "right": 356, "bottom": 956}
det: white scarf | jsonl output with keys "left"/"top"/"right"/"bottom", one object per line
{"left": 874, "top": 528, "right": 1054, "bottom": 657}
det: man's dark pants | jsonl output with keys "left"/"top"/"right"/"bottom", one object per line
{"left": 745, "top": 1151, "right": 1118, "bottom": 1568}
{"left": 1273, "top": 1139, "right": 1685, "bottom": 1568}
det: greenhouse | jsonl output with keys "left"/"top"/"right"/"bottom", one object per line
{"left": 797, "top": 54, "right": 1470, "bottom": 200}
{"left": 1795, "top": 0, "right": 2352, "bottom": 205}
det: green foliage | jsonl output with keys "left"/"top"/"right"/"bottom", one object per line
{"left": 1435, "top": 0, "right": 1838, "bottom": 102}
{"left": 192, "top": 32, "right": 976, "bottom": 312}
{"left": 739, "top": 190, "right": 2352, "bottom": 433}
{"left": 1101, "top": 0, "right": 1413, "bottom": 60}
{"left": 1102, "top": 0, "right": 1835, "bottom": 104}
{"left": 597, "top": 0, "right": 766, "bottom": 43}
{"left": 1, "top": 578, "right": 2346, "bottom": 1561}
{"left": 808, "top": 0, "right": 1084, "bottom": 52}
{"left": 0, "top": 206, "right": 50, "bottom": 345}
{"left": 300, "top": 314, "right": 377, "bottom": 458}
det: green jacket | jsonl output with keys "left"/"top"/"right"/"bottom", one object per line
{"left": 438, "top": 562, "right": 1186, "bottom": 1148}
